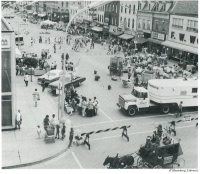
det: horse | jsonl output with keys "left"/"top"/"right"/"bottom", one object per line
{"left": 103, "top": 155, "right": 135, "bottom": 169}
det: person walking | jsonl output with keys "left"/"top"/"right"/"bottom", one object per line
{"left": 88, "top": 98, "right": 94, "bottom": 117}
{"left": 81, "top": 97, "right": 86, "bottom": 117}
{"left": 41, "top": 78, "right": 46, "bottom": 92}
{"left": 177, "top": 101, "right": 183, "bottom": 117}
{"left": 37, "top": 125, "right": 41, "bottom": 139}
{"left": 53, "top": 44, "right": 56, "bottom": 53}
{"left": 24, "top": 73, "right": 29, "bottom": 87}
{"left": 16, "top": 65, "right": 19, "bottom": 75}
{"left": 68, "top": 127, "right": 74, "bottom": 148}
{"left": 32, "top": 88, "right": 40, "bottom": 107}
{"left": 93, "top": 97, "right": 99, "bottom": 116}
{"left": 61, "top": 123, "right": 66, "bottom": 140}
{"left": 55, "top": 124, "right": 60, "bottom": 139}
{"left": 16, "top": 109, "right": 22, "bottom": 130}
{"left": 48, "top": 37, "right": 50, "bottom": 44}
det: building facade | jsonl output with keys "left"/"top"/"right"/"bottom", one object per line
{"left": 162, "top": 0, "right": 198, "bottom": 62}
{"left": 1, "top": 17, "right": 16, "bottom": 130}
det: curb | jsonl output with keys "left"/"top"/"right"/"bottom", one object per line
{"left": 2, "top": 146, "right": 69, "bottom": 169}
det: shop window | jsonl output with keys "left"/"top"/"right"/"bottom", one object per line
{"left": 2, "top": 99, "right": 12, "bottom": 126}
{"left": 171, "top": 31, "right": 175, "bottom": 39}
{"left": 179, "top": 33, "right": 185, "bottom": 41}
{"left": 132, "top": 19, "right": 134, "bottom": 29}
{"left": 155, "top": 21, "right": 158, "bottom": 30}
{"left": 192, "top": 88, "right": 197, "bottom": 93}
{"left": 190, "top": 36, "right": 196, "bottom": 44}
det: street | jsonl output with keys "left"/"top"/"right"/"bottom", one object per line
{"left": 2, "top": 6, "right": 198, "bottom": 169}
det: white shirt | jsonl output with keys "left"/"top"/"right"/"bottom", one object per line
{"left": 17, "top": 112, "right": 21, "bottom": 121}
{"left": 24, "top": 75, "right": 29, "bottom": 81}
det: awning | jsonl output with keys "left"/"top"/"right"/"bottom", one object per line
{"left": 78, "top": 23, "right": 88, "bottom": 29}
{"left": 27, "top": 11, "right": 33, "bottom": 14}
{"left": 109, "top": 31, "right": 123, "bottom": 36}
{"left": 91, "top": 26, "right": 103, "bottom": 32}
{"left": 133, "top": 37, "right": 148, "bottom": 44}
{"left": 161, "top": 40, "right": 198, "bottom": 55}
{"left": 148, "top": 38, "right": 164, "bottom": 44}
{"left": 33, "top": 12, "right": 38, "bottom": 15}
{"left": 118, "top": 34, "right": 134, "bottom": 40}
{"left": 38, "top": 13, "right": 46, "bottom": 17}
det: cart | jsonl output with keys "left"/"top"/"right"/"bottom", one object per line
{"left": 136, "top": 130, "right": 185, "bottom": 169}
{"left": 44, "top": 127, "right": 55, "bottom": 144}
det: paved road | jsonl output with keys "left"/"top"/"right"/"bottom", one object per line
{"left": 7, "top": 11, "right": 198, "bottom": 169}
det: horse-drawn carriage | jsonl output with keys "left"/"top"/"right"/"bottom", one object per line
{"left": 103, "top": 124, "right": 185, "bottom": 169}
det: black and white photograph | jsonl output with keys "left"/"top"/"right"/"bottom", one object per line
{"left": 1, "top": 0, "right": 198, "bottom": 170}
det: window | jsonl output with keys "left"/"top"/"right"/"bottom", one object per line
{"left": 163, "top": 3, "right": 166, "bottom": 11}
{"left": 132, "top": 19, "right": 134, "bottom": 29}
{"left": 172, "top": 18, "right": 183, "bottom": 29}
{"left": 103, "top": 5, "right": 104, "bottom": 11}
{"left": 61, "top": 1, "right": 64, "bottom": 7}
{"left": 102, "top": 15, "right": 104, "bottom": 22}
{"left": 113, "top": 4, "right": 115, "bottom": 12}
{"left": 138, "top": 19, "right": 141, "bottom": 29}
{"left": 190, "top": 36, "right": 196, "bottom": 44}
{"left": 133, "top": 5, "right": 135, "bottom": 13}
{"left": 109, "top": 4, "right": 111, "bottom": 12}
{"left": 179, "top": 33, "right": 185, "bottom": 41}
{"left": 121, "top": 4, "right": 123, "bottom": 13}
{"left": 147, "top": 20, "right": 150, "bottom": 30}
{"left": 155, "top": 21, "right": 158, "bottom": 30}
{"left": 116, "top": 5, "right": 118, "bottom": 13}
{"left": 162, "top": 21, "right": 165, "bottom": 31}
{"left": 171, "top": 32, "right": 175, "bottom": 38}
{"left": 124, "top": 18, "right": 127, "bottom": 27}
{"left": 112, "top": 17, "right": 114, "bottom": 24}
{"left": 149, "top": 4, "right": 151, "bottom": 10}
{"left": 125, "top": 5, "right": 127, "bottom": 13}
{"left": 192, "top": 88, "right": 198, "bottom": 93}
{"left": 98, "top": 14, "right": 99, "bottom": 21}
{"left": 143, "top": 19, "right": 145, "bottom": 29}
{"left": 115, "top": 17, "right": 117, "bottom": 25}
{"left": 121, "top": 17, "right": 122, "bottom": 21}
{"left": 129, "top": 5, "right": 131, "bottom": 14}
{"left": 128, "top": 18, "right": 130, "bottom": 28}
{"left": 187, "top": 20, "right": 198, "bottom": 32}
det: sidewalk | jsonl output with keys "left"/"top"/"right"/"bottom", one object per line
{"left": 2, "top": 75, "right": 71, "bottom": 168}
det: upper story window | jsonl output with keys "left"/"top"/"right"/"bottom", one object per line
{"left": 116, "top": 5, "right": 118, "bottom": 13}
{"left": 163, "top": 3, "right": 166, "bottom": 11}
{"left": 147, "top": 20, "right": 150, "bottom": 30}
{"left": 128, "top": 18, "right": 130, "bottom": 27}
{"left": 109, "top": 4, "right": 111, "bottom": 12}
{"left": 171, "top": 31, "right": 175, "bottom": 38}
{"left": 149, "top": 4, "right": 151, "bottom": 10}
{"left": 138, "top": 19, "right": 141, "bottom": 29}
{"left": 143, "top": 19, "right": 146, "bottom": 29}
{"left": 129, "top": 5, "right": 131, "bottom": 14}
{"left": 162, "top": 21, "right": 165, "bottom": 31}
{"left": 121, "top": 4, "right": 123, "bottom": 13}
{"left": 112, "top": 4, "right": 115, "bottom": 12}
{"left": 125, "top": 5, "right": 127, "bottom": 13}
{"left": 133, "top": 5, "right": 135, "bottom": 13}
{"left": 172, "top": 18, "right": 183, "bottom": 29}
{"left": 132, "top": 19, "right": 134, "bottom": 29}
{"left": 187, "top": 20, "right": 198, "bottom": 33}
{"left": 155, "top": 21, "right": 158, "bottom": 30}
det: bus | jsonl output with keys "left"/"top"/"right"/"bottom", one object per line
{"left": 15, "top": 35, "right": 24, "bottom": 45}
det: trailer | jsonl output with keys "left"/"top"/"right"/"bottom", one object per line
{"left": 117, "top": 79, "right": 198, "bottom": 116}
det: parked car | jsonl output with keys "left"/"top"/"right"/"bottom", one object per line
{"left": 48, "top": 75, "right": 86, "bottom": 91}
{"left": 37, "top": 69, "right": 64, "bottom": 85}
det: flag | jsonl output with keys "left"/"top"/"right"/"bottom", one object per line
{"left": 73, "top": 59, "right": 80, "bottom": 73}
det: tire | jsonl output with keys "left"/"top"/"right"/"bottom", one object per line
{"left": 161, "top": 104, "right": 170, "bottom": 114}
{"left": 127, "top": 106, "right": 137, "bottom": 116}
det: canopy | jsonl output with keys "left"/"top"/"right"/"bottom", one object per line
{"left": 15, "top": 47, "right": 22, "bottom": 58}
{"left": 40, "top": 20, "right": 57, "bottom": 26}
{"left": 109, "top": 31, "right": 123, "bottom": 36}
{"left": 38, "top": 13, "right": 47, "bottom": 17}
{"left": 148, "top": 38, "right": 164, "bottom": 45}
{"left": 161, "top": 40, "right": 198, "bottom": 55}
{"left": 91, "top": 26, "right": 103, "bottom": 32}
{"left": 118, "top": 34, "right": 134, "bottom": 40}
{"left": 133, "top": 37, "right": 148, "bottom": 44}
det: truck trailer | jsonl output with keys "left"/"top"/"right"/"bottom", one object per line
{"left": 117, "top": 79, "right": 198, "bottom": 116}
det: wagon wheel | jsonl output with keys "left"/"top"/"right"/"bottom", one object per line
{"left": 172, "top": 158, "right": 185, "bottom": 168}
{"left": 137, "top": 157, "right": 148, "bottom": 169}
{"left": 153, "top": 165, "right": 162, "bottom": 169}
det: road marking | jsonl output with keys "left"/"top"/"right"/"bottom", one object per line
{"left": 72, "top": 152, "right": 83, "bottom": 169}
{"left": 99, "top": 108, "right": 114, "bottom": 122}
{"left": 90, "top": 125, "right": 196, "bottom": 141}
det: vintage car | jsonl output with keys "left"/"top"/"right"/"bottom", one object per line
{"left": 48, "top": 74, "right": 86, "bottom": 91}
{"left": 37, "top": 69, "right": 64, "bottom": 85}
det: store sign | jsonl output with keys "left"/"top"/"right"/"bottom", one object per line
{"left": 152, "top": 31, "right": 165, "bottom": 41}
{"left": 1, "top": 36, "right": 10, "bottom": 48}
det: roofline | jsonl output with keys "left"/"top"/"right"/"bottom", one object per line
{"left": 170, "top": 0, "right": 178, "bottom": 13}
{"left": 1, "top": 15, "right": 14, "bottom": 32}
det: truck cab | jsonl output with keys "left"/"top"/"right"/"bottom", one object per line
{"left": 117, "top": 87, "right": 150, "bottom": 116}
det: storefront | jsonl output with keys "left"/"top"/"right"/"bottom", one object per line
{"left": 118, "top": 30, "right": 135, "bottom": 43}
{"left": 148, "top": 31, "right": 166, "bottom": 55}
{"left": 133, "top": 37, "right": 148, "bottom": 52}
{"left": 109, "top": 26, "right": 124, "bottom": 39}
{"left": 161, "top": 41, "right": 198, "bottom": 64}
{"left": 91, "top": 26, "right": 103, "bottom": 41}
{"left": 103, "top": 26, "right": 109, "bottom": 40}
{"left": 1, "top": 17, "right": 16, "bottom": 130}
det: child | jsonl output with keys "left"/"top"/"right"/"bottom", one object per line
{"left": 61, "top": 124, "right": 66, "bottom": 140}
{"left": 37, "top": 125, "right": 41, "bottom": 139}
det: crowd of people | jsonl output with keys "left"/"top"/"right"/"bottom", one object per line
{"left": 64, "top": 84, "right": 99, "bottom": 117}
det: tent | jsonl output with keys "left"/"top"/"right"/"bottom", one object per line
{"left": 15, "top": 47, "right": 22, "bottom": 58}
{"left": 40, "top": 20, "right": 57, "bottom": 26}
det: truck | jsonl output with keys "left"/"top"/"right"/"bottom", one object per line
{"left": 117, "top": 79, "right": 198, "bottom": 116}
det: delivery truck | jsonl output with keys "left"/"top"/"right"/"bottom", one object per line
{"left": 117, "top": 79, "right": 198, "bottom": 116}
